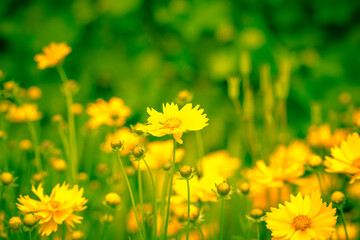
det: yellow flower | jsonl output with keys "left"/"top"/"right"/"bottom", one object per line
{"left": 200, "top": 150, "right": 240, "bottom": 179}
{"left": 265, "top": 191, "right": 337, "bottom": 240}
{"left": 353, "top": 110, "right": 360, "bottom": 127}
{"left": 247, "top": 141, "right": 310, "bottom": 188}
{"left": 34, "top": 42, "right": 71, "bottom": 69}
{"left": 27, "top": 86, "right": 42, "bottom": 100}
{"left": 17, "top": 183, "right": 87, "bottom": 236}
{"left": 324, "top": 132, "right": 360, "bottom": 183}
{"left": 5, "top": 104, "right": 42, "bottom": 122}
{"left": 86, "top": 97, "right": 131, "bottom": 129}
{"left": 101, "top": 127, "right": 138, "bottom": 156}
{"left": 140, "top": 102, "right": 208, "bottom": 144}
{"left": 132, "top": 140, "right": 185, "bottom": 170}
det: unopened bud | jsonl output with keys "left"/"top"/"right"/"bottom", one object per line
{"left": 250, "top": 208, "right": 264, "bottom": 218}
{"left": 331, "top": 191, "right": 345, "bottom": 204}
{"left": 1, "top": 172, "right": 14, "bottom": 185}
{"left": 105, "top": 192, "right": 121, "bottom": 206}
{"left": 179, "top": 165, "right": 192, "bottom": 178}
{"left": 23, "top": 214, "right": 37, "bottom": 227}
{"left": 9, "top": 217, "right": 22, "bottom": 230}
{"left": 111, "top": 139, "right": 123, "bottom": 151}
{"left": 217, "top": 182, "right": 230, "bottom": 196}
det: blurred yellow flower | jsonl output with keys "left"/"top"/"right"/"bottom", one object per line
{"left": 247, "top": 141, "right": 310, "bottom": 188}
{"left": 27, "top": 86, "right": 42, "bottom": 100}
{"left": 71, "top": 103, "right": 83, "bottom": 115}
{"left": 200, "top": 150, "right": 240, "bottom": 179}
{"left": 5, "top": 103, "right": 42, "bottom": 122}
{"left": 132, "top": 140, "right": 185, "bottom": 170}
{"left": 101, "top": 127, "right": 138, "bottom": 155}
{"left": 140, "top": 102, "right": 208, "bottom": 144}
{"left": 86, "top": 97, "right": 131, "bottom": 129}
{"left": 324, "top": 132, "right": 360, "bottom": 183}
{"left": 307, "top": 124, "right": 348, "bottom": 148}
{"left": 353, "top": 110, "right": 360, "bottom": 127}
{"left": 126, "top": 204, "right": 153, "bottom": 234}
{"left": 265, "top": 191, "right": 337, "bottom": 240}
{"left": 332, "top": 223, "right": 358, "bottom": 240}
{"left": 34, "top": 42, "right": 71, "bottom": 69}
{"left": 17, "top": 183, "right": 87, "bottom": 236}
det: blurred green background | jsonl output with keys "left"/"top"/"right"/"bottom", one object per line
{"left": 1, "top": 0, "right": 360, "bottom": 150}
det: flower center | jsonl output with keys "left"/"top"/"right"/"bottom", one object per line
{"left": 162, "top": 117, "right": 182, "bottom": 129}
{"left": 49, "top": 200, "right": 61, "bottom": 209}
{"left": 293, "top": 215, "right": 311, "bottom": 231}
{"left": 352, "top": 157, "right": 360, "bottom": 168}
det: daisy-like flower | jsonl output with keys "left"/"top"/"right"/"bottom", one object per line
{"left": 324, "top": 132, "right": 360, "bottom": 183}
{"left": 265, "top": 191, "right": 337, "bottom": 240}
{"left": 5, "top": 103, "right": 42, "bottom": 123}
{"left": 86, "top": 97, "right": 131, "bottom": 129}
{"left": 34, "top": 42, "right": 71, "bottom": 69}
{"left": 17, "top": 183, "right": 87, "bottom": 236}
{"left": 140, "top": 102, "right": 208, "bottom": 144}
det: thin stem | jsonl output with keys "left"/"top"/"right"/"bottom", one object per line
{"left": 58, "top": 127, "right": 72, "bottom": 181}
{"left": 27, "top": 121, "right": 42, "bottom": 173}
{"left": 220, "top": 198, "right": 224, "bottom": 240}
{"left": 56, "top": 65, "right": 78, "bottom": 183}
{"left": 160, "top": 172, "right": 169, "bottom": 236}
{"left": 143, "top": 159, "right": 158, "bottom": 239}
{"left": 28, "top": 231, "right": 32, "bottom": 240}
{"left": 256, "top": 223, "right": 260, "bottom": 240}
{"left": 163, "top": 138, "right": 176, "bottom": 240}
{"left": 116, "top": 153, "right": 145, "bottom": 239}
{"left": 195, "top": 132, "right": 204, "bottom": 176}
{"left": 138, "top": 162, "right": 145, "bottom": 237}
{"left": 339, "top": 209, "right": 349, "bottom": 240}
{"left": 198, "top": 226, "right": 205, "bottom": 240}
{"left": 186, "top": 180, "right": 190, "bottom": 240}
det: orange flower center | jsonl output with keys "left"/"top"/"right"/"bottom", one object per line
{"left": 293, "top": 215, "right": 311, "bottom": 231}
{"left": 162, "top": 117, "right": 182, "bottom": 129}
{"left": 49, "top": 200, "right": 61, "bottom": 209}
{"left": 352, "top": 157, "right": 360, "bottom": 168}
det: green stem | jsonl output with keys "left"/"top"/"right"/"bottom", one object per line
{"left": 220, "top": 198, "right": 224, "bottom": 240}
{"left": 143, "top": 159, "right": 158, "bottom": 239}
{"left": 138, "top": 162, "right": 145, "bottom": 237}
{"left": 160, "top": 172, "right": 169, "bottom": 237}
{"left": 339, "top": 208, "right": 349, "bottom": 240}
{"left": 116, "top": 153, "right": 145, "bottom": 239}
{"left": 163, "top": 138, "right": 176, "bottom": 240}
{"left": 198, "top": 226, "right": 205, "bottom": 240}
{"left": 186, "top": 180, "right": 190, "bottom": 240}
{"left": 27, "top": 121, "right": 42, "bottom": 173}
{"left": 195, "top": 132, "right": 204, "bottom": 176}
{"left": 58, "top": 127, "right": 72, "bottom": 181}
{"left": 56, "top": 65, "right": 78, "bottom": 183}
{"left": 28, "top": 231, "right": 32, "bottom": 240}
{"left": 256, "top": 223, "right": 260, "bottom": 240}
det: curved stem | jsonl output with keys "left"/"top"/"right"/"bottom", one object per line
{"left": 143, "top": 159, "right": 158, "bottom": 239}
{"left": 220, "top": 198, "right": 224, "bottom": 240}
{"left": 163, "top": 138, "right": 176, "bottom": 240}
{"left": 186, "top": 180, "right": 190, "bottom": 240}
{"left": 56, "top": 65, "right": 78, "bottom": 183}
{"left": 339, "top": 208, "right": 349, "bottom": 240}
{"left": 116, "top": 153, "right": 145, "bottom": 239}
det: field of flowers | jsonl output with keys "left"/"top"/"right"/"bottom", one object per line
{"left": 1, "top": 0, "right": 360, "bottom": 239}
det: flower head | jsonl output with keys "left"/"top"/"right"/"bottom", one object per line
{"left": 34, "top": 42, "right": 71, "bottom": 69}
{"left": 265, "top": 191, "right": 337, "bottom": 240}
{"left": 140, "top": 102, "right": 208, "bottom": 144}
{"left": 324, "top": 132, "right": 360, "bottom": 183}
{"left": 86, "top": 97, "right": 131, "bottom": 129}
{"left": 17, "top": 183, "right": 87, "bottom": 236}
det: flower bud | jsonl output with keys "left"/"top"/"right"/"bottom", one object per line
{"left": 71, "top": 231, "right": 85, "bottom": 240}
{"left": 71, "top": 103, "right": 83, "bottom": 115}
{"left": 23, "top": 214, "right": 37, "bottom": 227}
{"left": 132, "top": 146, "right": 145, "bottom": 158}
{"left": 78, "top": 172, "right": 89, "bottom": 181}
{"left": 52, "top": 159, "right": 67, "bottom": 171}
{"left": 179, "top": 165, "right": 192, "bottom": 178}
{"left": 162, "top": 161, "right": 171, "bottom": 171}
{"left": 27, "top": 86, "right": 42, "bottom": 100}
{"left": 250, "top": 208, "right": 264, "bottom": 218}
{"left": 308, "top": 154, "right": 322, "bottom": 167}
{"left": 239, "top": 182, "right": 250, "bottom": 194}
{"left": 227, "top": 77, "right": 240, "bottom": 100}
{"left": 9, "top": 217, "right": 22, "bottom": 230}
{"left": 1, "top": 172, "right": 14, "bottom": 185}
{"left": 217, "top": 182, "right": 230, "bottom": 196}
{"left": 111, "top": 139, "right": 123, "bottom": 151}
{"left": 63, "top": 80, "right": 79, "bottom": 95}
{"left": 125, "top": 166, "right": 136, "bottom": 177}
{"left": 105, "top": 192, "right": 121, "bottom": 206}
{"left": 331, "top": 191, "right": 345, "bottom": 204}
{"left": 3, "top": 81, "right": 17, "bottom": 92}
{"left": 19, "top": 139, "right": 32, "bottom": 151}
{"left": 102, "top": 214, "right": 114, "bottom": 223}
{"left": 32, "top": 173, "right": 43, "bottom": 183}
{"left": 51, "top": 114, "right": 63, "bottom": 123}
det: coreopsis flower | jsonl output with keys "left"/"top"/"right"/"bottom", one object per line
{"left": 247, "top": 141, "right": 311, "bottom": 188}
{"left": 5, "top": 104, "right": 42, "bottom": 122}
{"left": 265, "top": 191, "right": 337, "bottom": 240}
{"left": 34, "top": 42, "right": 71, "bottom": 69}
{"left": 140, "top": 102, "right": 208, "bottom": 144}
{"left": 86, "top": 97, "right": 131, "bottom": 129}
{"left": 132, "top": 140, "right": 185, "bottom": 170}
{"left": 200, "top": 150, "right": 240, "bottom": 179}
{"left": 307, "top": 124, "right": 348, "bottom": 149}
{"left": 324, "top": 132, "right": 360, "bottom": 183}
{"left": 101, "top": 127, "right": 138, "bottom": 155}
{"left": 17, "top": 183, "right": 87, "bottom": 236}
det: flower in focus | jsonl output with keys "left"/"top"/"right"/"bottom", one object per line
{"left": 265, "top": 191, "right": 337, "bottom": 240}
{"left": 34, "top": 42, "right": 71, "bottom": 70}
{"left": 5, "top": 104, "right": 42, "bottom": 123}
{"left": 140, "top": 102, "right": 208, "bottom": 144}
{"left": 132, "top": 140, "right": 185, "bottom": 170}
{"left": 101, "top": 127, "right": 138, "bottom": 155}
{"left": 86, "top": 97, "right": 131, "bottom": 129}
{"left": 17, "top": 183, "right": 87, "bottom": 236}
{"left": 247, "top": 141, "right": 311, "bottom": 188}
{"left": 324, "top": 132, "right": 360, "bottom": 183}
